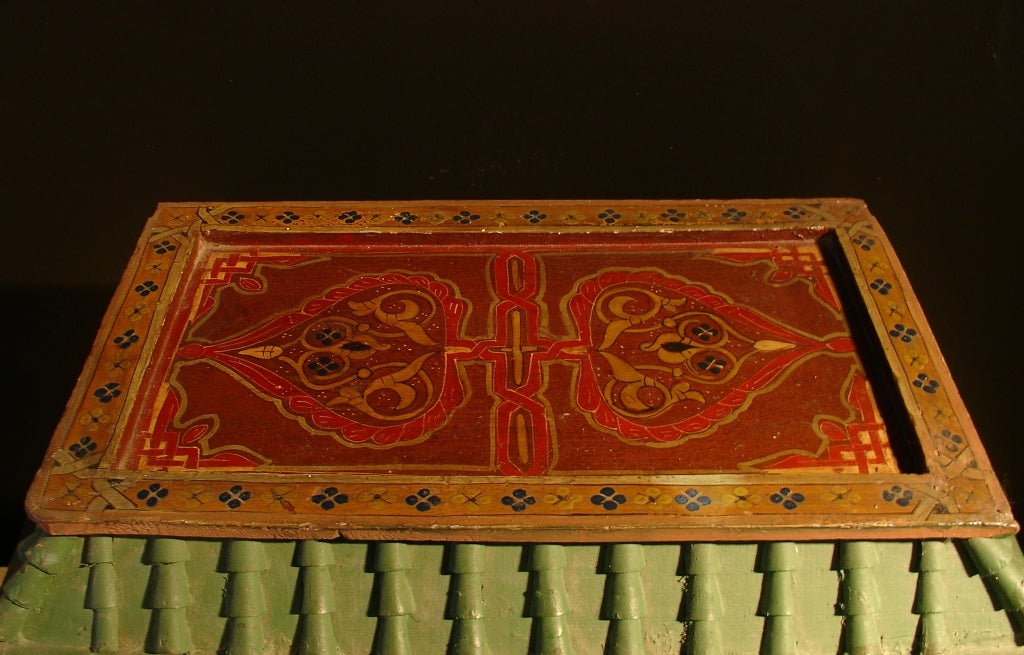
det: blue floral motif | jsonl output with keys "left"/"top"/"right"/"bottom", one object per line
{"left": 852, "top": 235, "right": 876, "bottom": 251}
{"left": 501, "top": 488, "right": 536, "bottom": 512}
{"left": 135, "top": 281, "right": 159, "bottom": 296}
{"left": 870, "top": 278, "right": 892, "bottom": 295}
{"left": 938, "top": 428, "right": 964, "bottom": 453}
{"left": 453, "top": 210, "right": 481, "bottom": 225}
{"left": 598, "top": 209, "right": 622, "bottom": 224}
{"left": 152, "top": 240, "right": 177, "bottom": 254}
{"left": 406, "top": 488, "right": 441, "bottom": 511}
{"left": 783, "top": 207, "right": 807, "bottom": 219}
{"left": 311, "top": 487, "right": 348, "bottom": 510}
{"left": 722, "top": 207, "right": 747, "bottom": 222}
{"left": 307, "top": 356, "right": 341, "bottom": 376}
{"left": 770, "top": 487, "right": 806, "bottom": 510}
{"left": 591, "top": 487, "right": 628, "bottom": 510}
{"left": 113, "top": 329, "right": 140, "bottom": 349}
{"left": 275, "top": 211, "right": 300, "bottom": 224}
{"left": 674, "top": 489, "right": 712, "bottom": 512}
{"left": 660, "top": 209, "right": 686, "bottom": 222}
{"left": 218, "top": 485, "right": 251, "bottom": 509}
{"left": 137, "top": 483, "right": 169, "bottom": 507}
{"left": 93, "top": 383, "right": 121, "bottom": 403}
{"left": 394, "top": 211, "right": 418, "bottom": 225}
{"left": 338, "top": 210, "right": 362, "bottom": 224}
{"left": 523, "top": 210, "right": 547, "bottom": 224}
{"left": 69, "top": 437, "right": 97, "bottom": 458}
{"left": 690, "top": 323, "right": 719, "bottom": 341}
{"left": 913, "top": 373, "right": 940, "bottom": 394}
{"left": 697, "top": 355, "right": 727, "bottom": 375}
{"left": 313, "top": 328, "right": 342, "bottom": 346}
{"left": 221, "top": 210, "right": 245, "bottom": 224}
{"left": 888, "top": 324, "right": 918, "bottom": 343}
{"left": 882, "top": 485, "right": 914, "bottom": 507}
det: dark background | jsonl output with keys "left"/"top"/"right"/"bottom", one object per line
{"left": 2, "top": 2, "right": 1021, "bottom": 560}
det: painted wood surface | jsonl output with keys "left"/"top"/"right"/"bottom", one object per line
{"left": 24, "top": 200, "right": 1016, "bottom": 541}
{"left": 2, "top": 531, "right": 1023, "bottom": 654}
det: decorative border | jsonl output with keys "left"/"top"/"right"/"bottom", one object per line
{"left": 25, "top": 199, "right": 1017, "bottom": 542}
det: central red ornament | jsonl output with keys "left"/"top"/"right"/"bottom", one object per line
{"left": 127, "top": 238, "right": 883, "bottom": 477}
{"left": 178, "top": 272, "right": 469, "bottom": 446}
{"left": 568, "top": 270, "right": 853, "bottom": 443}
{"left": 176, "top": 263, "right": 850, "bottom": 458}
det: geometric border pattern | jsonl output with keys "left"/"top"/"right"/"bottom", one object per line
{"left": 25, "top": 199, "right": 1017, "bottom": 542}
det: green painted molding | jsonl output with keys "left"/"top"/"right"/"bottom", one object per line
{"left": 142, "top": 537, "right": 193, "bottom": 655}
{"left": 602, "top": 544, "right": 647, "bottom": 655}
{"left": 446, "top": 543, "right": 488, "bottom": 655}
{"left": 0, "top": 532, "right": 78, "bottom": 643}
{"left": 372, "top": 542, "right": 415, "bottom": 655}
{"left": 602, "top": 544, "right": 646, "bottom": 620}
{"left": 681, "top": 543, "right": 724, "bottom": 654}
{"left": 142, "top": 537, "right": 190, "bottom": 566}
{"left": 1, "top": 531, "right": 1023, "bottom": 654}
{"left": 964, "top": 535, "right": 1024, "bottom": 633}
{"left": 84, "top": 536, "right": 118, "bottom": 654}
{"left": 527, "top": 544, "right": 573, "bottom": 655}
{"left": 912, "top": 540, "right": 953, "bottom": 655}
{"left": 837, "top": 542, "right": 882, "bottom": 655}
{"left": 220, "top": 540, "right": 268, "bottom": 655}
{"left": 757, "top": 542, "right": 796, "bottom": 655}
{"left": 294, "top": 540, "right": 340, "bottom": 655}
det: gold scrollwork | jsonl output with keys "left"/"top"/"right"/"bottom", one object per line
{"left": 244, "top": 287, "right": 444, "bottom": 421}
{"left": 593, "top": 286, "right": 791, "bottom": 419}
{"left": 330, "top": 353, "right": 438, "bottom": 420}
